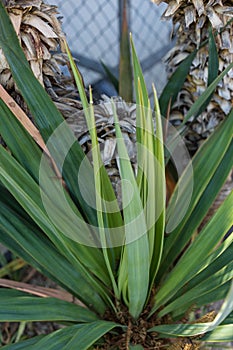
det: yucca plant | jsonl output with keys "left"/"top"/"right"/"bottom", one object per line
{"left": 0, "top": 2, "right": 233, "bottom": 349}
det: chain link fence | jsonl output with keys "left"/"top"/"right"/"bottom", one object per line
{"left": 52, "top": 0, "right": 173, "bottom": 97}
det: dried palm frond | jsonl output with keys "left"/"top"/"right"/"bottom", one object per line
{"left": 67, "top": 95, "right": 137, "bottom": 200}
{"left": 152, "top": 0, "right": 233, "bottom": 29}
{"left": 152, "top": 0, "right": 233, "bottom": 154}
{"left": 0, "top": 1, "right": 85, "bottom": 124}
{"left": 0, "top": 0, "right": 64, "bottom": 89}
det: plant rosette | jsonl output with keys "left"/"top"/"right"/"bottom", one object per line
{"left": 0, "top": 2, "right": 233, "bottom": 349}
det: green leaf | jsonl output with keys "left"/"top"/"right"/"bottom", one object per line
{"left": 0, "top": 6, "right": 113, "bottom": 307}
{"left": 149, "top": 86, "right": 166, "bottom": 283}
{"left": 150, "top": 305, "right": 233, "bottom": 342}
{"left": 1, "top": 336, "right": 44, "bottom": 350}
{"left": 2, "top": 322, "right": 120, "bottom": 350}
{"left": 100, "top": 60, "right": 119, "bottom": 92}
{"left": 130, "top": 34, "right": 149, "bottom": 110}
{"left": 129, "top": 36, "right": 165, "bottom": 313}
{"left": 181, "top": 62, "right": 233, "bottom": 124}
{"left": 0, "top": 191, "right": 106, "bottom": 313}
{"left": 64, "top": 41, "right": 89, "bottom": 111}
{"left": 158, "top": 259, "right": 233, "bottom": 318}
{"left": 194, "top": 26, "right": 219, "bottom": 116}
{"left": 0, "top": 148, "right": 109, "bottom": 313}
{"left": 0, "top": 289, "right": 97, "bottom": 323}
{"left": 205, "top": 279, "right": 233, "bottom": 333}
{"left": 151, "top": 278, "right": 233, "bottom": 339}
{"left": 119, "top": 1, "right": 133, "bottom": 102}
{"left": 63, "top": 321, "right": 120, "bottom": 350}
{"left": 0, "top": 100, "right": 42, "bottom": 182}
{"left": 66, "top": 43, "right": 124, "bottom": 252}
{"left": 163, "top": 138, "right": 233, "bottom": 282}
{"left": 86, "top": 90, "right": 120, "bottom": 300}
{"left": 0, "top": 105, "right": 105, "bottom": 281}
{"left": 160, "top": 111, "right": 233, "bottom": 278}
{"left": 221, "top": 313, "right": 233, "bottom": 325}
{"left": 202, "top": 324, "right": 233, "bottom": 342}
{"left": 171, "top": 238, "right": 232, "bottom": 318}
{"left": 207, "top": 26, "right": 219, "bottom": 86}
{"left": 113, "top": 102, "right": 150, "bottom": 319}
{"left": 67, "top": 48, "right": 124, "bottom": 276}
{"left": 174, "top": 235, "right": 233, "bottom": 300}
{"left": 0, "top": 2, "right": 98, "bottom": 227}
{"left": 151, "top": 191, "right": 233, "bottom": 314}
{"left": 130, "top": 35, "right": 150, "bottom": 194}
{"left": 3, "top": 325, "right": 84, "bottom": 350}
{"left": 149, "top": 323, "right": 225, "bottom": 338}
{"left": 172, "top": 281, "right": 231, "bottom": 320}
{"left": 159, "top": 50, "right": 197, "bottom": 118}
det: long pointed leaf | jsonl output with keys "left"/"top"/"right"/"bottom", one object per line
{"left": 3, "top": 322, "right": 119, "bottom": 350}
{"left": 159, "top": 111, "right": 233, "bottom": 277}
{"left": 158, "top": 260, "right": 233, "bottom": 318}
{"left": 194, "top": 26, "right": 219, "bottom": 117}
{"left": 1, "top": 336, "right": 44, "bottom": 350}
{"left": 159, "top": 50, "right": 197, "bottom": 118}
{"left": 0, "top": 2, "right": 98, "bottom": 226}
{"left": 66, "top": 41, "right": 124, "bottom": 251}
{"left": 172, "top": 281, "right": 231, "bottom": 320}
{"left": 87, "top": 89, "right": 120, "bottom": 299}
{"left": 100, "top": 60, "right": 119, "bottom": 92}
{"left": 0, "top": 190, "right": 106, "bottom": 313}
{"left": 151, "top": 279, "right": 233, "bottom": 338}
{"left": 130, "top": 34, "right": 149, "bottom": 109}
{"left": 149, "top": 323, "right": 232, "bottom": 340}
{"left": 0, "top": 148, "right": 109, "bottom": 313}
{"left": 0, "top": 289, "right": 97, "bottom": 323}
{"left": 63, "top": 321, "right": 120, "bottom": 350}
{"left": 152, "top": 191, "right": 233, "bottom": 312}
{"left": 202, "top": 325, "right": 233, "bottom": 342}
{"left": 149, "top": 86, "right": 166, "bottom": 282}
{"left": 113, "top": 102, "right": 150, "bottom": 319}
{"left": 119, "top": 1, "right": 133, "bottom": 102}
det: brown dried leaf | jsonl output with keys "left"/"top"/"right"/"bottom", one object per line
{"left": 196, "top": 14, "right": 206, "bottom": 28}
{"left": 215, "top": 5, "right": 233, "bottom": 16}
{"left": 206, "top": 7, "right": 223, "bottom": 28}
{"left": 0, "top": 71, "right": 13, "bottom": 90}
{"left": 0, "top": 48, "right": 9, "bottom": 71}
{"left": 21, "top": 30, "right": 42, "bottom": 60}
{"left": 23, "top": 14, "right": 58, "bottom": 38}
{"left": 214, "top": 93, "right": 232, "bottom": 114}
{"left": 221, "top": 30, "right": 232, "bottom": 49}
{"left": 40, "top": 35, "right": 58, "bottom": 50}
{"left": 0, "top": 278, "right": 86, "bottom": 307}
{"left": 8, "top": 9, "right": 22, "bottom": 35}
{"left": 30, "top": 59, "right": 43, "bottom": 85}
{"left": 192, "top": 0, "right": 205, "bottom": 16}
{"left": 102, "top": 138, "right": 117, "bottom": 165}
{"left": 0, "top": 85, "right": 64, "bottom": 182}
{"left": 170, "top": 52, "right": 190, "bottom": 66}
{"left": 184, "top": 6, "right": 196, "bottom": 27}
{"left": 164, "top": 1, "right": 182, "bottom": 17}
{"left": 218, "top": 86, "right": 231, "bottom": 100}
